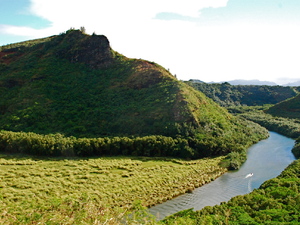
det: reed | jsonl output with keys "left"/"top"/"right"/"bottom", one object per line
{"left": 0, "top": 154, "right": 226, "bottom": 224}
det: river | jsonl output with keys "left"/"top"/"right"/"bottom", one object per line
{"left": 149, "top": 132, "right": 296, "bottom": 220}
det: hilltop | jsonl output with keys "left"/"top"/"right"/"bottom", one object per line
{"left": 0, "top": 29, "right": 268, "bottom": 158}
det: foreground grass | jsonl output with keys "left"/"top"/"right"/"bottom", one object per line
{"left": 0, "top": 154, "right": 226, "bottom": 224}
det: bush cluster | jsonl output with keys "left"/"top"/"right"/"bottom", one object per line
{"left": 240, "top": 111, "right": 300, "bottom": 138}
{"left": 0, "top": 131, "right": 200, "bottom": 159}
{"left": 292, "top": 137, "right": 300, "bottom": 158}
{"left": 0, "top": 127, "right": 267, "bottom": 161}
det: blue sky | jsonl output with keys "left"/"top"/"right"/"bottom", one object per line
{"left": 0, "top": 0, "right": 50, "bottom": 43}
{"left": 1, "top": 0, "right": 300, "bottom": 84}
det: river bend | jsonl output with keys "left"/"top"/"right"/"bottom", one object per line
{"left": 149, "top": 132, "right": 296, "bottom": 220}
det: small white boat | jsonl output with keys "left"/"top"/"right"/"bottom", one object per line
{"left": 245, "top": 173, "right": 253, "bottom": 178}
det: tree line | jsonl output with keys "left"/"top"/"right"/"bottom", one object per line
{"left": 0, "top": 128, "right": 267, "bottom": 162}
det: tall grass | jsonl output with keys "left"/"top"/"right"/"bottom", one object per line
{"left": 0, "top": 154, "right": 226, "bottom": 224}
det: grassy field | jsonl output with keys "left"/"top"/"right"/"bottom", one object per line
{"left": 0, "top": 154, "right": 226, "bottom": 224}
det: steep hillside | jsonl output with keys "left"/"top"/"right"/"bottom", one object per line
{"left": 266, "top": 94, "right": 300, "bottom": 119}
{"left": 0, "top": 29, "right": 267, "bottom": 157}
{"left": 188, "top": 81, "right": 298, "bottom": 107}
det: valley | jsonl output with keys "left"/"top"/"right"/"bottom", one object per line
{"left": 0, "top": 29, "right": 300, "bottom": 224}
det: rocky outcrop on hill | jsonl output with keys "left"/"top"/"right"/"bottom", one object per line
{"left": 55, "top": 30, "right": 114, "bottom": 69}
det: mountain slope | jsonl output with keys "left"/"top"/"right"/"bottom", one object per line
{"left": 266, "top": 94, "right": 300, "bottom": 119}
{"left": 0, "top": 29, "right": 268, "bottom": 157}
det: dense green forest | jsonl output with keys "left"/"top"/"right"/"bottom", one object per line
{"left": 0, "top": 119, "right": 267, "bottom": 163}
{"left": 162, "top": 159, "right": 300, "bottom": 224}
{"left": 188, "top": 81, "right": 298, "bottom": 107}
{"left": 0, "top": 29, "right": 268, "bottom": 161}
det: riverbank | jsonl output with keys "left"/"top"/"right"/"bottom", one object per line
{"left": 150, "top": 132, "right": 296, "bottom": 220}
{"left": 0, "top": 154, "right": 227, "bottom": 224}
{"left": 163, "top": 158, "right": 300, "bottom": 224}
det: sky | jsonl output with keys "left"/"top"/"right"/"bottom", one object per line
{"left": 1, "top": 0, "right": 300, "bottom": 84}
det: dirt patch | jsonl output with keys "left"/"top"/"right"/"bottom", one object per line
{"left": 0, "top": 51, "right": 19, "bottom": 64}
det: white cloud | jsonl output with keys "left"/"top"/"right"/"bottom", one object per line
{"left": 1, "top": 0, "right": 300, "bottom": 84}
{"left": 29, "top": 0, "right": 229, "bottom": 21}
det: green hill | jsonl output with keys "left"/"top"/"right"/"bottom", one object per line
{"left": 188, "top": 81, "right": 298, "bottom": 107}
{"left": 266, "top": 94, "right": 300, "bottom": 119}
{"left": 0, "top": 29, "right": 268, "bottom": 157}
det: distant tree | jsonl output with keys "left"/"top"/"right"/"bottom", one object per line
{"left": 80, "top": 26, "right": 86, "bottom": 34}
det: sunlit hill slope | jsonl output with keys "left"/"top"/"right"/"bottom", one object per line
{"left": 266, "top": 94, "right": 300, "bottom": 119}
{"left": 0, "top": 29, "right": 268, "bottom": 157}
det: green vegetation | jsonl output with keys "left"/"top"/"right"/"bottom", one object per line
{"left": 0, "top": 125, "right": 267, "bottom": 162}
{"left": 0, "top": 130, "right": 198, "bottom": 158}
{"left": 0, "top": 29, "right": 268, "bottom": 160}
{"left": 266, "top": 94, "right": 300, "bottom": 119}
{"left": 1, "top": 30, "right": 285, "bottom": 224}
{"left": 229, "top": 106, "right": 300, "bottom": 139}
{"left": 219, "top": 150, "right": 247, "bottom": 170}
{"left": 160, "top": 106, "right": 300, "bottom": 224}
{"left": 0, "top": 36, "right": 55, "bottom": 52}
{"left": 222, "top": 84, "right": 300, "bottom": 167}
{"left": 292, "top": 137, "right": 300, "bottom": 158}
{"left": 188, "top": 81, "right": 298, "bottom": 107}
{"left": 162, "top": 159, "right": 300, "bottom": 224}
{"left": 0, "top": 154, "right": 226, "bottom": 224}
{"left": 229, "top": 105, "right": 300, "bottom": 159}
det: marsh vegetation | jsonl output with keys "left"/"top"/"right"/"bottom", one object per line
{"left": 0, "top": 154, "right": 226, "bottom": 224}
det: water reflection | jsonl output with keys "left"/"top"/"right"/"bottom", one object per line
{"left": 149, "top": 132, "right": 296, "bottom": 220}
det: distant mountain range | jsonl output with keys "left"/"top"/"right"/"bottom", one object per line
{"left": 284, "top": 80, "right": 300, "bottom": 86}
{"left": 189, "top": 79, "right": 300, "bottom": 86}
{"left": 224, "top": 79, "right": 278, "bottom": 86}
